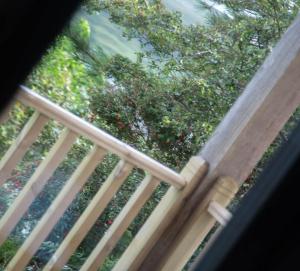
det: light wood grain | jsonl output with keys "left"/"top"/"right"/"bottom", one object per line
{"left": 137, "top": 15, "right": 300, "bottom": 271}
{"left": 44, "top": 160, "right": 133, "bottom": 271}
{"left": 207, "top": 201, "right": 232, "bottom": 226}
{"left": 0, "top": 129, "right": 76, "bottom": 246}
{"left": 81, "top": 175, "right": 159, "bottom": 271}
{"left": 200, "top": 15, "right": 300, "bottom": 184}
{"left": 113, "top": 156, "right": 207, "bottom": 271}
{"left": 0, "top": 111, "right": 48, "bottom": 186}
{"left": 5, "top": 147, "right": 106, "bottom": 271}
{"left": 5, "top": 13, "right": 300, "bottom": 271}
{"left": 189, "top": 226, "right": 223, "bottom": 270}
{"left": 160, "top": 177, "right": 238, "bottom": 271}
{"left": 17, "top": 86, "right": 185, "bottom": 189}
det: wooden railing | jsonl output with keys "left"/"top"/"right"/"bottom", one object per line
{"left": 1, "top": 15, "right": 300, "bottom": 271}
{"left": 0, "top": 86, "right": 194, "bottom": 271}
{"left": 133, "top": 14, "right": 300, "bottom": 271}
{"left": 1, "top": 86, "right": 241, "bottom": 271}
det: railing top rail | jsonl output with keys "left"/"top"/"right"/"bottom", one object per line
{"left": 17, "top": 86, "right": 186, "bottom": 189}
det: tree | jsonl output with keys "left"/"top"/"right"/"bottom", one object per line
{"left": 83, "top": 0, "right": 300, "bottom": 168}
{"left": 1, "top": 1, "right": 299, "bottom": 269}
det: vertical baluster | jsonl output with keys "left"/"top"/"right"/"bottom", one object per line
{"left": 44, "top": 160, "right": 133, "bottom": 271}
{"left": 112, "top": 157, "right": 207, "bottom": 271}
{"left": 0, "top": 112, "right": 48, "bottom": 185}
{"left": 5, "top": 146, "right": 107, "bottom": 271}
{"left": 81, "top": 175, "right": 159, "bottom": 271}
{"left": 0, "top": 128, "right": 77, "bottom": 245}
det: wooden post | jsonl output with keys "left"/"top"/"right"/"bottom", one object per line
{"left": 159, "top": 177, "right": 238, "bottom": 271}
{"left": 113, "top": 156, "right": 208, "bottom": 271}
{"left": 188, "top": 226, "right": 223, "bottom": 270}
{"left": 207, "top": 201, "right": 232, "bottom": 226}
{"left": 119, "top": 14, "right": 300, "bottom": 270}
{"left": 189, "top": 202, "right": 233, "bottom": 270}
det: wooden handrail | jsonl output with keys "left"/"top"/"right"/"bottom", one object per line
{"left": 0, "top": 86, "right": 191, "bottom": 270}
{"left": 130, "top": 14, "right": 300, "bottom": 271}
{"left": 0, "top": 12, "right": 298, "bottom": 271}
{"left": 17, "top": 86, "right": 186, "bottom": 189}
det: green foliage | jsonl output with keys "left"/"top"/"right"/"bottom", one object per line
{"left": 0, "top": 23, "right": 106, "bottom": 270}
{"left": 100, "top": 230, "right": 133, "bottom": 270}
{"left": 0, "top": 238, "right": 20, "bottom": 269}
{"left": 28, "top": 35, "right": 98, "bottom": 118}
{"left": 0, "top": 103, "right": 32, "bottom": 156}
{"left": 1, "top": 1, "right": 300, "bottom": 269}
{"left": 85, "top": 0, "right": 299, "bottom": 169}
{"left": 66, "top": 251, "right": 87, "bottom": 270}
{"left": 70, "top": 18, "right": 91, "bottom": 49}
